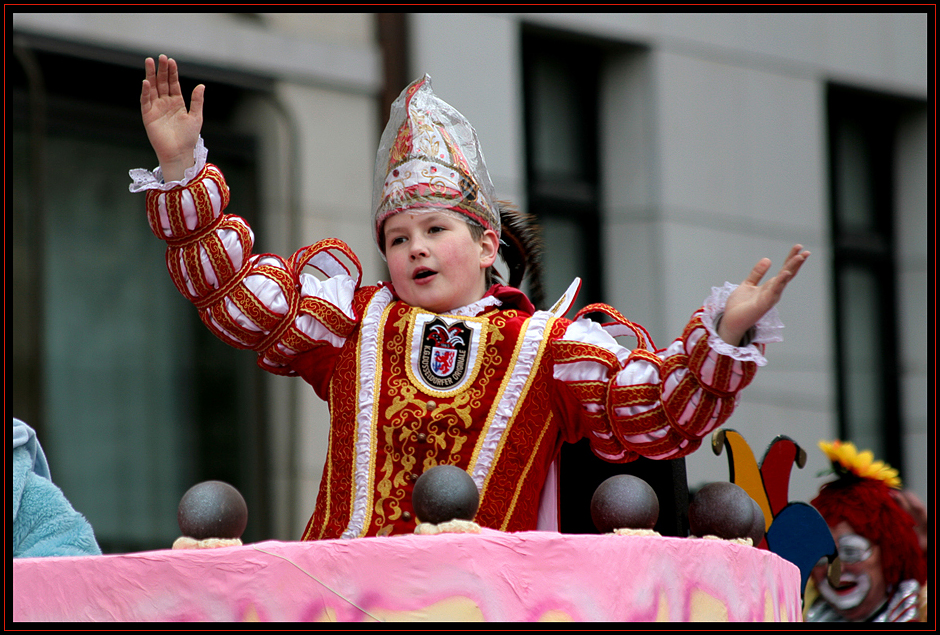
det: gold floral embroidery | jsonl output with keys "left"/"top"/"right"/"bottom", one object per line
{"left": 502, "top": 411, "right": 554, "bottom": 531}
{"left": 468, "top": 315, "right": 531, "bottom": 478}
{"left": 476, "top": 315, "right": 555, "bottom": 526}
{"left": 369, "top": 305, "right": 505, "bottom": 530}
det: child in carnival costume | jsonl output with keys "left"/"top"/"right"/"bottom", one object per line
{"left": 806, "top": 441, "right": 927, "bottom": 622}
{"left": 131, "top": 56, "right": 810, "bottom": 540}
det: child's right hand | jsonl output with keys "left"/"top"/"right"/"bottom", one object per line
{"left": 140, "top": 55, "right": 205, "bottom": 182}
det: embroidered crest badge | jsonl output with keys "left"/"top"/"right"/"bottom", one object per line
{"left": 419, "top": 318, "right": 472, "bottom": 390}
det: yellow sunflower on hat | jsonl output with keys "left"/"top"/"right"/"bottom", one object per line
{"left": 818, "top": 440, "right": 902, "bottom": 489}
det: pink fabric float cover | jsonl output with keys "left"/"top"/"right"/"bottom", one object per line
{"left": 13, "top": 529, "right": 802, "bottom": 622}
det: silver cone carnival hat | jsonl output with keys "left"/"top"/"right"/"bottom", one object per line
{"left": 373, "top": 75, "right": 500, "bottom": 252}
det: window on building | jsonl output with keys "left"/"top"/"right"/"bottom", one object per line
{"left": 828, "top": 84, "right": 909, "bottom": 472}
{"left": 11, "top": 44, "right": 269, "bottom": 553}
{"left": 522, "top": 27, "right": 603, "bottom": 313}
{"left": 523, "top": 27, "right": 688, "bottom": 537}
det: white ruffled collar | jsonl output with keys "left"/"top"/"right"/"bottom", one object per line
{"left": 447, "top": 294, "right": 503, "bottom": 317}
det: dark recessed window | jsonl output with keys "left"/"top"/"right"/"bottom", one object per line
{"left": 828, "top": 84, "right": 907, "bottom": 471}
{"left": 523, "top": 27, "right": 688, "bottom": 537}
{"left": 10, "top": 46, "right": 269, "bottom": 553}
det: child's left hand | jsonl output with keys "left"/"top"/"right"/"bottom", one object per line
{"left": 717, "top": 244, "right": 810, "bottom": 346}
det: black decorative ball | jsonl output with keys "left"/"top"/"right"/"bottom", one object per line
{"left": 746, "top": 496, "right": 766, "bottom": 546}
{"left": 178, "top": 480, "right": 248, "bottom": 540}
{"left": 412, "top": 465, "right": 479, "bottom": 525}
{"left": 688, "top": 482, "right": 754, "bottom": 540}
{"left": 590, "top": 475, "right": 660, "bottom": 533}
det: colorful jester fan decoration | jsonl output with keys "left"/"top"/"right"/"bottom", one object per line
{"left": 711, "top": 429, "right": 839, "bottom": 597}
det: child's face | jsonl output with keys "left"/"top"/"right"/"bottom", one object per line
{"left": 384, "top": 210, "right": 498, "bottom": 313}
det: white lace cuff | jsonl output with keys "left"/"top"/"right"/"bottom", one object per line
{"left": 128, "top": 136, "right": 208, "bottom": 193}
{"left": 701, "top": 282, "right": 784, "bottom": 365}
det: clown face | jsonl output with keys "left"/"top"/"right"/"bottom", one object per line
{"left": 811, "top": 521, "right": 887, "bottom": 621}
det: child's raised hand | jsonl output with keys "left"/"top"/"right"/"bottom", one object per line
{"left": 717, "top": 244, "right": 810, "bottom": 346}
{"left": 140, "top": 55, "right": 204, "bottom": 182}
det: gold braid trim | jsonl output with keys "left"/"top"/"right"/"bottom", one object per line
{"left": 552, "top": 341, "right": 619, "bottom": 369}
{"left": 190, "top": 220, "right": 255, "bottom": 309}
{"left": 610, "top": 406, "right": 670, "bottom": 436}
{"left": 180, "top": 240, "right": 215, "bottom": 297}
{"left": 168, "top": 175, "right": 219, "bottom": 246}
{"left": 166, "top": 185, "right": 187, "bottom": 237}
{"left": 683, "top": 315, "right": 757, "bottom": 396}
{"left": 573, "top": 303, "right": 656, "bottom": 351}
{"left": 205, "top": 164, "right": 231, "bottom": 210}
{"left": 145, "top": 190, "right": 166, "bottom": 239}
{"left": 224, "top": 280, "right": 279, "bottom": 335}
{"left": 301, "top": 297, "right": 357, "bottom": 339}
{"left": 201, "top": 302, "right": 256, "bottom": 350}
{"left": 193, "top": 258, "right": 250, "bottom": 310}
{"left": 252, "top": 241, "right": 366, "bottom": 370}
{"left": 145, "top": 164, "right": 229, "bottom": 242}
{"left": 257, "top": 279, "right": 303, "bottom": 355}
{"left": 288, "top": 238, "right": 364, "bottom": 292}
{"left": 165, "top": 213, "right": 225, "bottom": 249}
{"left": 608, "top": 382, "right": 661, "bottom": 405}
{"left": 659, "top": 354, "right": 688, "bottom": 384}
{"left": 642, "top": 432, "right": 702, "bottom": 459}
{"left": 625, "top": 347, "right": 662, "bottom": 366}
{"left": 607, "top": 349, "right": 667, "bottom": 435}
{"left": 199, "top": 230, "right": 237, "bottom": 290}
{"left": 563, "top": 380, "right": 606, "bottom": 403}
{"left": 501, "top": 410, "right": 555, "bottom": 530}
{"left": 164, "top": 249, "right": 190, "bottom": 299}
{"left": 157, "top": 218, "right": 254, "bottom": 308}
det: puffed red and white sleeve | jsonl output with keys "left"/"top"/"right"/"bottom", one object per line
{"left": 552, "top": 287, "right": 784, "bottom": 463}
{"left": 129, "top": 138, "right": 363, "bottom": 380}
